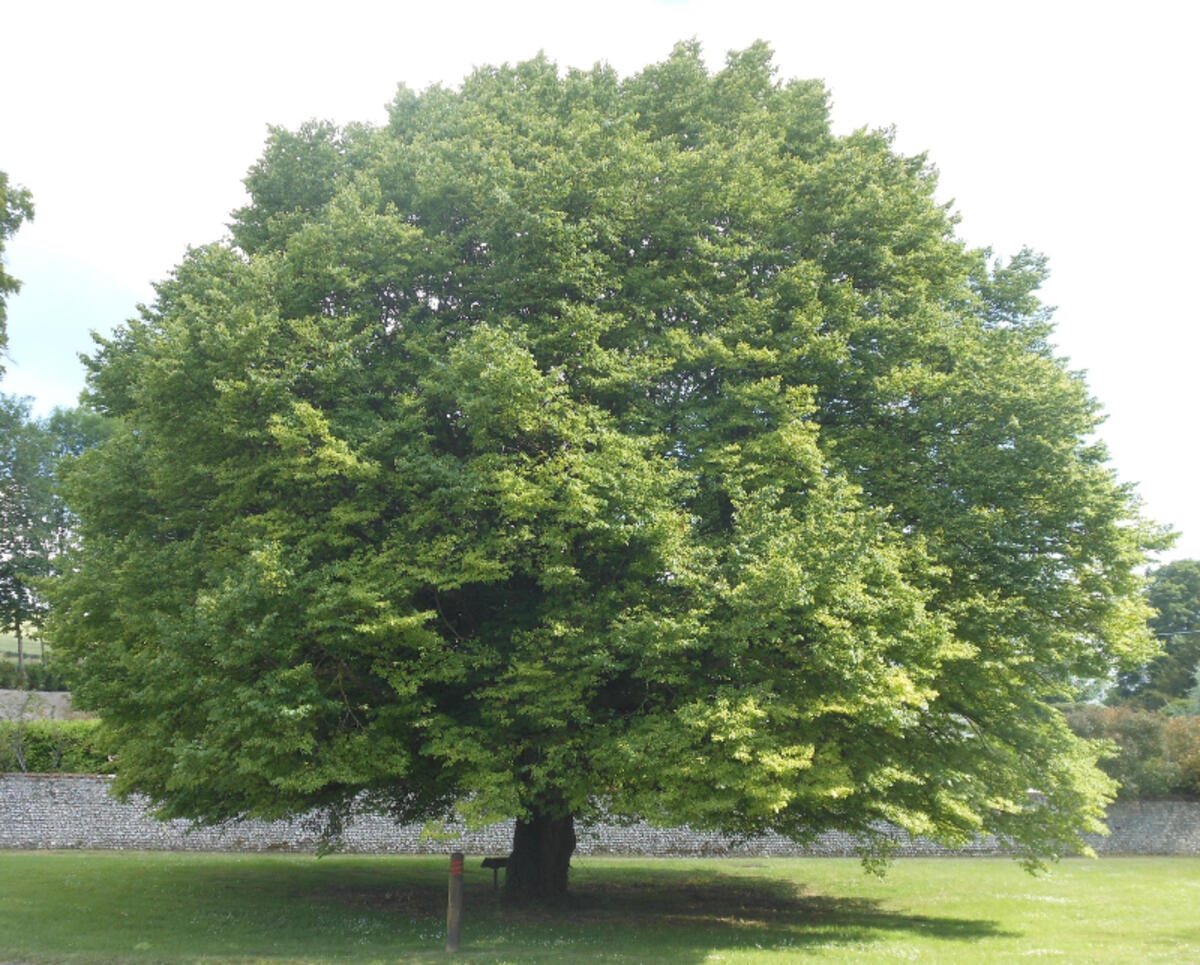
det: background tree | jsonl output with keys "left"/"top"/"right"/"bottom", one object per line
{"left": 0, "top": 172, "right": 34, "bottom": 367}
{"left": 0, "top": 395, "right": 53, "bottom": 685}
{"left": 0, "top": 396, "right": 107, "bottom": 686}
{"left": 1184, "top": 667, "right": 1200, "bottom": 716}
{"left": 1064, "top": 704, "right": 1182, "bottom": 799}
{"left": 1109, "top": 559, "right": 1200, "bottom": 709}
{"left": 50, "top": 43, "right": 1163, "bottom": 899}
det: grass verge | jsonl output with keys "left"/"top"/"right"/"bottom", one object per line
{"left": 0, "top": 852, "right": 1196, "bottom": 963}
{"left": 1, "top": 630, "right": 44, "bottom": 662}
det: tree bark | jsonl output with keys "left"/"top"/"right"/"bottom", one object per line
{"left": 15, "top": 620, "right": 24, "bottom": 690}
{"left": 505, "top": 809, "right": 576, "bottom": 900}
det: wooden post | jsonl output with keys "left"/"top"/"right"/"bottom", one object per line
{"left": 446, "top": 851, "right": 464, "bottom": 953}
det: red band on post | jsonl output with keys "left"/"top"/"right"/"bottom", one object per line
{"left": 450, "top": 853, "right": 464, "bottom": 875}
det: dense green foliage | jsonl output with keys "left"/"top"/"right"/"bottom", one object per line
{"left": 1064, "top": 705, "right": 1200, "bottom": 799}
{"left": 0, "top": 658, "right": 68, "bottom": 690}
{"left": 0, "top": 396, "right": 109, "bottom": 684}
{"left": 1165, "top": 716, "right": 1200, "bottom": 796}
{"left": 0, "top": 171, "right": 34, "bottom": 364}
{"left": 50, "top": 43, "right": 1162, "bottom": 889}
{"left": 0, "top": 718, "right": 110, "bottom": 773}
{"left": 0, "top": 395, "right": 54, "bottom": 680}
{"left": 1110, "top": 559, "right": 1200, "bottom": 710}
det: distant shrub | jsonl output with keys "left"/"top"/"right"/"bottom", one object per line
{"left": 1064, "top": 705, "right": 1184, "bottom": 799}
{"left": 0, "top": 659, "right": 70, "bottom": 690}
{"left": 1165, "top": 716, "right": 1200, "bottom": 795}
{"left": 0, "top": 719, "right": 114, "bottom": 774}
{"left": 1, "top": 661, "right": 23, "bottom": 688}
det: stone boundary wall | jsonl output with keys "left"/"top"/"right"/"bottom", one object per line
{"left": 3, "top": 774, "right": 1200, "bottom": 856}
{"left": 0, "top": 690, "right": 82, "bottom": 721}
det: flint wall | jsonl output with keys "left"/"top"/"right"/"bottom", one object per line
{"left": 4, "top": 774, "right": 1199, "bottom": 856}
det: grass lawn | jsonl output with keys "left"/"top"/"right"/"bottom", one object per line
{"left": 0, "top": 852, "right": 1196, "bottom": 963}
{"left": 0, "top": 630, "right": 44, "bottom": 661}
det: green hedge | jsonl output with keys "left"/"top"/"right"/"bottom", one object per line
{"left": 0, "top": 660, "right": 70, "bottom": 690}
{"left": 0, "top": 719, "right": 114, "bottom": 774}
{"left": 1065, "top": 705, "right": 1200, "bottom": 800}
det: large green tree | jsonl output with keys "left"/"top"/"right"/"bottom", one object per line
{"left": 0, "top": 172, "right": 34, "bottom": 367}
{"left": 1110, "top": 559, "right": 1200, "bottom": 709}
{"left": 49, "top": 43, "right": 1162, "bottom": 898}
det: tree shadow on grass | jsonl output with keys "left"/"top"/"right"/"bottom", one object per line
{"left": 0, "top": 853, "right": 1017, "bottom": 964}
{"left": 313, "top": 861, "right": 1015, "bottom": 962}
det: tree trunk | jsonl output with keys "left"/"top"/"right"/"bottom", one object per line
{"left": 15, "top": 620, "right": 24, "bottom": 690}
{"left": 505, "top": 809, "right": 576, "bottom": 901}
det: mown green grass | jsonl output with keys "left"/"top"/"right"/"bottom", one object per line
{"left": 0, "top": 630, "right": 44, "bottom": 661}
{"left": 0, "top": 852, "right": 1196, "bottom": 963}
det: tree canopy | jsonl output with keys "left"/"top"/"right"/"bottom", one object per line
{"left": 0, "top": 395, "right": 51, "bottom": 682}
{"left": 1, "top": 396, "right": 106, "bottom": 684}
{"left": 1110, "top": 559, "right": 1200, "bottom": 710}
{"left": 49, "top": 42, "right": 1164, "bottom": 897}
{"left": 0, "top": 172, "right": 34, "bottom": 367}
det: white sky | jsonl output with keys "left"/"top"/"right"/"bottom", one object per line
{"left": 2, "top": 0, "right": 1197, "bottom": 560}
